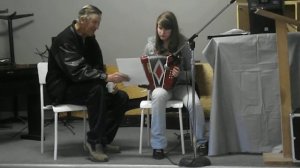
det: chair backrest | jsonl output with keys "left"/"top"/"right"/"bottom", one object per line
{"left": 37, "top": 62, "right": 49, "bottom": 109}
{"left": 37, "top": 62, "right": 87, "bottom": 111}
{"left": 37, "top": 62, "right": 48, "bottom": 85}
{"left": 195, "top": 62, "right": 213, "bottom": 96}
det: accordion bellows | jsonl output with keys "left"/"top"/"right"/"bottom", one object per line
{"left": 140, "top": 55, "right": 177, "bottom": 91}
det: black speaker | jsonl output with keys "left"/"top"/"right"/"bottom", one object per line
{"left": 290, "top": 108, "right": 300, "bottom": 162}
{"left": 248, "top": 0, "right": 283, "bottom": 34}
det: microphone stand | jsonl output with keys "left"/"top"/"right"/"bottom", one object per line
{"left": 177, "top": 0, "right": 236, "bottom": 167}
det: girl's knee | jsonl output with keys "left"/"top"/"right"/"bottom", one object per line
{"left": 152, "top": 88, "right": 168, "bottom": 100}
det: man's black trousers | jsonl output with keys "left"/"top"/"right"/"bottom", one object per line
{"left": 62, "top": 81, "right": 129, "bottom": 146}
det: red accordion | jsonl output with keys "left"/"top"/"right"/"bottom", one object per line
{"left": 140, "top": 55, "right": 178, "bottom": 91}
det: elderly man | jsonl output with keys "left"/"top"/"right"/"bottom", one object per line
{"left": 46, "top": 4, "right": 129, "bottom": 162}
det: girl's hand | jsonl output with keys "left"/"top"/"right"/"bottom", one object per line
{"left": 171, "top": 66, "right": 180, "bottom": 77}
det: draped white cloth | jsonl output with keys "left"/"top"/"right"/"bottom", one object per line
{"left": 202, "top": 32, "right": 300, "bottom": 156}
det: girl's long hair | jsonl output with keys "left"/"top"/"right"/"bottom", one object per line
{"left": 155, "top": 11, "right": 180, "bottom": 55}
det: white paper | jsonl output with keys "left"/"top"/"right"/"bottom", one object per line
{"left": 116, "top": 58, "right": 148, "bottom": 86}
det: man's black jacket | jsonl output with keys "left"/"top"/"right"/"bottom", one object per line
{"left": 46, "top": 21, "right": 107, "bottom": 104}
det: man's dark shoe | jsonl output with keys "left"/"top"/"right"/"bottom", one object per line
{"left": 153, "top": 149, "right": 165, "bottom": 160}
{"left": 85, "top": 142, "right": 109, "bottom": 162}
{"left": 103, "top": 144, "right": 121, "bottom": 153}
{"left": 197, "top": 142, "right": 208, "bottom": 156}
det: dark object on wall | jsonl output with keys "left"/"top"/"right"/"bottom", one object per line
{"left": 0, "top": 9, "right": 8, "bottom": 14}
{"left": 248, "top": 0, "right": 283, "bottom": 34}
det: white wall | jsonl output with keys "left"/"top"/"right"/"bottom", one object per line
{"left": 0, "top": 0, "right": 237, "bottom": 65}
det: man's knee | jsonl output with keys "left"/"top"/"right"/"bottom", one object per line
{"left": 117, "top": 90, "right": 129, "bottom": 103}
{"left": 91, "top": 83, "right": 106, "bottom": 94}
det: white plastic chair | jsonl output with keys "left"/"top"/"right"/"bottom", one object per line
{"left": 139, "top": 90, "right": 185, "bottom": 155}
{"left": 37, "top": 62, "right": 88, "bottom": 160}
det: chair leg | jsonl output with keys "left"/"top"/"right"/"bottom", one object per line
{"left": 83, "top": 112, "right": 87, "bottom": 147}
{"left": 146, "top": 109, "right": 150, "bottom": 147}
{"left": 41, "top": 110, "right": 44, "bottom": 154}
{"left": 178, "top": 108, "right": 185, "bottom": 155}
{"left": 189, "top": 120, "right": 193, "bottom": 146}
{"left": 54, "top": 112, "right": 58, "bottom": 160}
{"left": 139, "top": 108, "right": 145, "bottom": 154}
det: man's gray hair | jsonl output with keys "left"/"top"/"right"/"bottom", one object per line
{"left": 78, "top": 4, "right": 102, "bottom": 19}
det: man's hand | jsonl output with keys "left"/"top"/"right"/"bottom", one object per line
{"left": 107, "top": 72, "right": 130, "bottom": 83}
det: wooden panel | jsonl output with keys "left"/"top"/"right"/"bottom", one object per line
{"left": 276, "top": 20, "right": 292, "bottom": 158}
{"left": 236, "top": 4, "right": 250, "bottom": 31}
